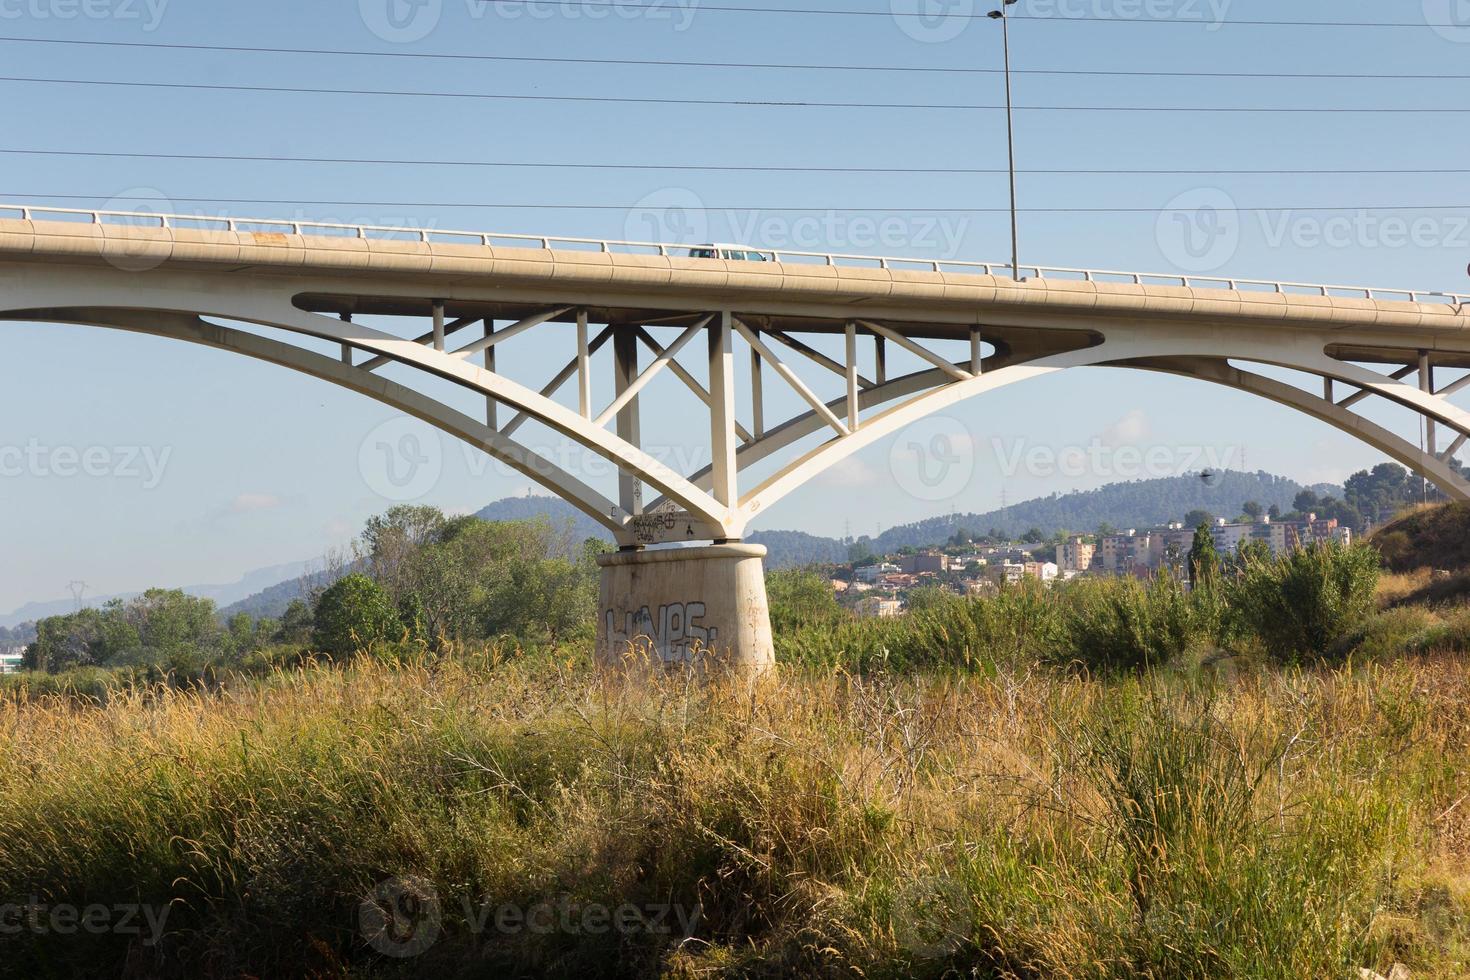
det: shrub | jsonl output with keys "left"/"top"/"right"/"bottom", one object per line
{"left": 1228, "top": 544, "right": 1380, "bottom": 662}
{"left": 766, "top": 568, "right": 845, "bottom": 632}
{"left": 1061, "top": 573, "right": 1204, "bottom": 673}
{"left": 776, "top": 580, "right": 1067, "bottom": 673}
{"left": 311, "top": 573, "right": 403, "bottom": 658}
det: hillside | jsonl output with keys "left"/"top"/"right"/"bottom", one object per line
{"left": 474, "top": 495, "right": 609, "bottom": 543}
{"left": 1372, "top": 502, "right": 1470, "bottom": 573}
{"left": 871, "top": 471, "right": 1339, "bottom": 553}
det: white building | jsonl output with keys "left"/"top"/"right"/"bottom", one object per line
{"left": 0, "top": 647, "right": 25, "bottom": 674}
{"left": 854, "top": 562, "right": 899, "bottom": 584}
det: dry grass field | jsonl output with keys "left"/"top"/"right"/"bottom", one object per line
{"left": 0, "top": 652, "right": 1466, "bottom": 979}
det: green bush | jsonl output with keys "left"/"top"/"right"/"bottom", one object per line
{"left": 1228, "top": 543, "right": 1380, "bottom": 662}
{"left": 766, "top": 568, "right": 845, "bottom": 632}
{"left": 311, "top": 573, "right": 403, "bottom": 658}
{"left": 1061, "top": 573, "right": 1206, "bottom": 673}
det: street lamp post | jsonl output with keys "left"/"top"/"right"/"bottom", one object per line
{"left": 988, "top": 0, "right": 1020, "bottom": 281}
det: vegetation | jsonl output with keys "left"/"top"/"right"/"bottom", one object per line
{"left": 16, "top": 507, "right": 604, "bottom": 683}
{"left": 1229, "top": 542, "right": 1381, "bottom": 662}
{"left": 1373, "top": 500, "right": 1470, "bottom": 574}
{"left": 770, "top": 542, "right": 1384, "bottom": 675}
{"left": 0, "top": 655, "right": 1466, "bottom": 978}
{"left": 8, "top": 503, "right": 1470, "bottom": 977}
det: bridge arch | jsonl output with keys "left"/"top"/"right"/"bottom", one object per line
{"left": 5, "top": 209, "right": 1470, "bottom": 546}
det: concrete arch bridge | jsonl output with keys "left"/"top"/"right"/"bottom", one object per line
{"left": 3, "top": 204, "right": 1468, "bottom": 667}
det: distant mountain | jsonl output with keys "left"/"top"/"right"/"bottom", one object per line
{"left": 0, "top": 560, "right": 316, "bottom": 629}
{"left": 746, "top": 529, "right": 849, "bottom": 569}
{"left": 870, "top": 471, "right": 1340, "bottom": 553}
{"left": 218, "top": 560, "right": 354, "bottom": 621}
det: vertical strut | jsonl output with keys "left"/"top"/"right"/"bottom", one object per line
{"left": 432, "top": 301, "right": 445, "bottom": 352}
{"left": 613, "top": 324, "right": 643, "bottom": 518}
{"left": 577, "top": 309, "right": 592, "bottom": 420}
{"left": 846, "top": 321, "right": 860, "bottom": 431}
{"left": 970, "top": 326, "right": 984, "bottom": 374}
{"left": 750, "top": 330, "right": 765, "bottom": 439}
{"left": 483, "top": 319, "right": 496, "bottom": 430}
{"left": 1421, "top": 350, "right": 1437, "bottom": 459}
{"left": 875, "top": 333, "right": 887, "bottom": 385}
{"left": 339, "top": 312, "right": 352, "bottom": 365}
{"left": 709, "top": 311, "right": 739, "bottom": 514}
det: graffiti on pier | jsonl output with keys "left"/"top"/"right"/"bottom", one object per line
{"left": 629, "top": 509, "right": 701, "bottom": 546}
{"left": 604, "top": 601, "right": 718, "bottom": 663}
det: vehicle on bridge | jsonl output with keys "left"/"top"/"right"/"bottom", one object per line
{"left": 687, "top": 244, "right": 770, "bottom": 262}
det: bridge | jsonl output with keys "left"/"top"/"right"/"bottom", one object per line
{"left": 4, "top": 203, "right": 1469, "bottom": 668}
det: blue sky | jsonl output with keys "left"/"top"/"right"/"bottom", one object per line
{"left": 3, "top": 0, "right": 1469, "bottom": 611}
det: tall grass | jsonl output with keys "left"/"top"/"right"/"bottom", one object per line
{"left": 0, "top": 656, "right": 1465, "bottom": 978}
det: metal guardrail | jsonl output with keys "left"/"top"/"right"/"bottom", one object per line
{"left": 4, "top": 202, "right": 1468, "bottom": 308}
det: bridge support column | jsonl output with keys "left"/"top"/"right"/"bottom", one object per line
{"left": 596, "top": 543, "right": 774, "bottom": 672}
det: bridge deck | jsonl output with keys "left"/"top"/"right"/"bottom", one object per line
{"left": 2, "top": 215, "right": 1467, "bottom": 366}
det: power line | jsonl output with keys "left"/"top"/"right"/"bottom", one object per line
{"left": 5, "top": 148, "right": 1468, "bottom": 176}
{"left": 454, "top": 1, "right": 1470, "bottom": 26}
{"left": 4, "top": 75, "right": 1468, "bottom": 112}
{"left": 1, "top": 34, "right": 1465, "bottom": 78}
{"left": 12, "top": 194, "right": 1470, "bottom": 213}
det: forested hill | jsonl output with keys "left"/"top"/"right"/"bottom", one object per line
{"left": 474, "top": 496, "right": 609, "bottom": 542}
{"left": 871, "top": 471, "right": 1339, "bottom": 553}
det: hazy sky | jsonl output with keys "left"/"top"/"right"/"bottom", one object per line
{"left": 3, "top": 0, "right": 1470, "bottom": 611}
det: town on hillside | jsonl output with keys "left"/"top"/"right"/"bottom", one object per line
{"left": 832, "top": 506, "right": 1353, "bottom": 619}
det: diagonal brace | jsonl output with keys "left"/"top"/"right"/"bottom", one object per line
{"left": 594, "top": 316, "right": 712, "bottom": 428}
{"left": 452, "top": 307, "right": 571, "bottom": 359}
{"left": 765, "top": 329, "right": 875, "bottom": 389}
{"left": 359, "top": 316, "right": 478, "bottom": 372}
{"left": 735, "top": 318, "right": 850, "bottom": 437}
{"left": 501, "top": 326, "right": 613, "bottom": 437}
{"left": 856, "top": 319, "right": 973, "bottom": 382}
{"left": 636, "top": 327, "right": 755, "bottom": 444}
{"left": 1336, "top": 363, "right": 1416, "bottom": 410}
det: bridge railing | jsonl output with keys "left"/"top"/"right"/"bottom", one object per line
{"left": 3, "top": 202, "right": 1467, "bottom": 308}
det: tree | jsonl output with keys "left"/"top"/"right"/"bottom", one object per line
{"left": 312, "top": 574, "right": 402, "bottom": 658}
{"left": 1188, "top": 523, "right": 1220, "bottom": 589}
{"left": 1242, "top": 501, "right": 1264, "bottom": 521}
{"left": 1022, "top": 527, "right": 1046, "bottom": 544}
{"left": 274, "top": 600, "right": 315, "bottom": 646}
{"left": 847, "top": 540, "right": 877, "bottom": 566}
{"left": 26, "top": 590, "right": 222, "bottom": 673}
{"left": 1183, "top": 509, "right": 1215, "bottom": 529}
{"left": 904, "top": 585, "right": 954, "bottom": 613}
{"left": 361, "top": 505, "right": 449, "bottom": 602}
{"left": 1293, "top": 489, "right": 1320, "bottom": 513}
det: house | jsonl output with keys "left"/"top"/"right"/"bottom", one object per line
{"left": 983, "top": 561, "right": 1026, "bottom": 586}
{"left": 0, "top": 647, "right": 25, "bottom": 675}
{"left": 898, "top": 553, "right": 948, "bottom": 575}
{"left": 855, "top": 597, "right": 904, "bottom": 619}
{"left": 1059, "top": 537, "right": 1094, "bottom": 574}
{"left": 1022, "top": 561, "right": 1060, "bottom": 583}
{"left": 854, "top": 562, "right": 899, "bottom": 584}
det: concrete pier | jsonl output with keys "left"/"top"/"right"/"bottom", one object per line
{"left": 596, "top": 544, "right": 774, "bottom": 671}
